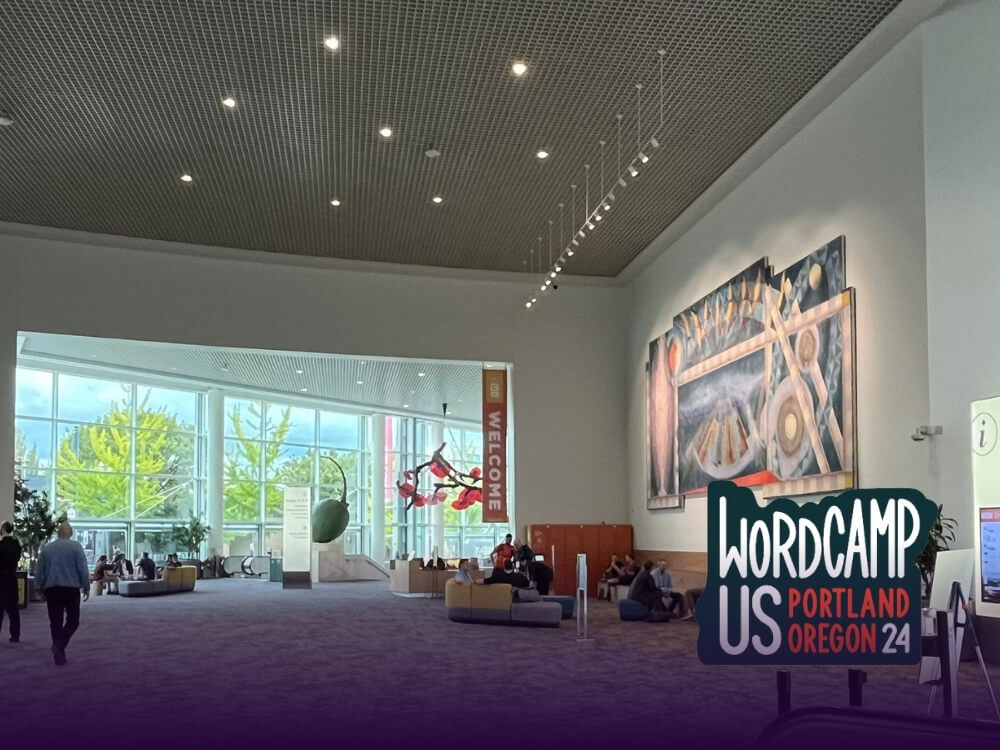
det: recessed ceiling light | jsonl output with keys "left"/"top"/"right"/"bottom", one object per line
{"left": 417, "top": 372, "right": 426, "bottom": 377}
{"left": 379, "top": 126, "right": 393, "bottom": 138}
{"left": 536, "top": 150, "right": 549, "bottom": 160}
{"left": 180, "top": 174, "right": 193, "bottom": 183}
{"left": 457, "top": 399, "right": 463, "bottom": 403}
{"left": 446, "top": 410, "right": 453, "bottom": 415}
{"left": 295, "top": 369, "right": 304, "bottom": 375}
{"left": 299, "top": 388, "right": 308, "bottom": 393}
{"left": 330, "top": 198, "right": 341, "bottom": 207}
{"left": 525, "top": 302, "right": 532, "bottom": 308}
{"left": 356, "top": 380, "right": 364, "bottom": 385}
{"left": 512, "top": 61, "right": 527, "bottom": 77}
{"left": 324, "top": 36, "right": 340, "bottom": 51}
{"left": 550, "top": 271, "right": 557, "bottom": 279}
{"left": 90, "top": 354, "right": 98, "bottom": 359}
{"left": 432, "top": 195, "right": 443, "bottom": 204}
{"left": 425, "top": 148, "right": 441, "bottom": 159}
{"left": 0, "top": 116, "right": 13, "bottom": 127}
{"left": 403, "top": 404, "right": 410, "bottom": 409}
{"left": 222, "top": 97, "right": 236, "bottom": 108}
{"left": 540, "top": 285, "right": 546, "bottom": 291}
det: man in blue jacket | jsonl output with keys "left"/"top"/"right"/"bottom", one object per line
{"left": 34, "top": 522, "right": 90, "bottom": 666}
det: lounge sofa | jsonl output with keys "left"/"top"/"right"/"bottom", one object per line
{"left": 118, "top": 566, "right": 197, "bottom": 597}
{"left": 445, "top": 580, "right": 562, "bottom": 627}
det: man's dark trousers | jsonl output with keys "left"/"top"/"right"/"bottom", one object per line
{"left": 0, "top": 574, "right": 19, "bottom": 640}
{"left": 44, "top": 586, "right": 81, "bottom": 649}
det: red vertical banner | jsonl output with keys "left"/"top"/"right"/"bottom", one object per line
{"left": 482, "top": 368, "right": 509, "bottom": 523}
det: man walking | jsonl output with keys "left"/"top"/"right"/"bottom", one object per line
{"left": 0, "top": 522, "right": 22, "bottom": 643}
{"left": 34, "top": 522, "right": 90, "bottom": 665}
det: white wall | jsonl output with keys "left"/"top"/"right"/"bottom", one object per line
{"left": 0, "top": 231, "right": 627, "bottom": 531}
{"left": 923, "top": 0, "right": 1000, "bottom": 549}
{"left": 624, "top": 32, "right": 932, "bottom": 551}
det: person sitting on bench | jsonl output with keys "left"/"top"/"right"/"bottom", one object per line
{"left": 652, "top": 559, "right": 684, "bottom": 617}
{"left": 628, "top": 560, "right": 670, "bottom": 619}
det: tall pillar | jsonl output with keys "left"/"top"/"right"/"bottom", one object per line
{"left": 206, "top": 389, "right": 225, "bottom": 556}
{"left": 0, "top": 256, "right": 17, "bottom": 523}
{"left": 371, "top": 413, "right": 385, "bottom": 563}
{"left": 430, "top": 420, "right": 445, "bottom": 556}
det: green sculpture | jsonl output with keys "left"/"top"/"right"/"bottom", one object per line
{"left": 312, "top": 457, "right": 351, "bottom": 543}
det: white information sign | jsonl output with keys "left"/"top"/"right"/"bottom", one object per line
{"left": 972, "top": 396, "right": 1000, "bottom": 619}
{"left": 282, "top": 487, "right": 312, "bottom": 580}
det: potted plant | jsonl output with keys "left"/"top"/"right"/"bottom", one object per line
{"left": 170, "top": 512, "right": 210, "bottom": 571}
{"left": 915, "top": 503, "right": 957, "bottom": 601}
{"left": 13, "top": 475, "right": 65, "bottom": 576}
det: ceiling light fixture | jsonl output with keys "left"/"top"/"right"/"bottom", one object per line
{"left": 554, "top": 264, "right": 562, "bottom": 272}
{"left": 222, "top": 97, "right": 236, "bottom": 108}
{"left": 330, "top": 198, "right": 341, "bottom": 207}
{"left": 639, "top": 151, "right": 649, "bottom": 164}
{"left": 403, "top": 404, "right": 410, "bottom": 409}
{"left": 324, "top": 36, "right": 340, "bottom": 51}
{"left": 295, "top": 369, "right": 304, "bottom": 375}
{"left": 356, "top": 380, "right": 364, "bottom": 385}
{"left": 571, "top": 238, "right": 580, "bottom": 247}
{"left": 545, "top": 279, "right": 552, "bottom": 286}
{"left": 549, "top": 271, "right": 557, "bottom": 279}
{"left": 300, "top": 388, "right": 308, "bottom": 393}
{"left": 603, "top": 201, "right": 611, "bottom": 211}
{"left": 566, "top": 248, "right": 575, "bottom": 257}
{"left": 594, "top": 213, "right": 602, "bottom": 222}
{"left": 525, "top": 302, "right": 532, "bottom": 308}
{"left": 540, "top": 285, "right": 546, "bottom": 291}
{"left": 0, "top": 116, "right": 13, "bottom": 127}
{"left": 424, "top": 148, "right": 441, "bottom": 159}
{"left": 417, "top": 372, "right": 426, "bottom": 377}
{"left": 511, "top": 61, "right": 527, "bottom": 77}
{"left": 536, "top": 150, "right": 549, "bottom": 160}
{"left": 629, "top": 164, "right": 639, "bottom": 178}
{"left": 649, "top": 136, "right": 660, "bottom": 148}
{"left": 587, "top": 221, "right": 595, "bottom": 230}
{"left": 180, "top": 174, "right": 193, "bottom": 183}
{"left": 379, "top": 126, "right": 393, "bottom": 139}
{"left": 432, "top": 195, "right": 443, "bottom": 204}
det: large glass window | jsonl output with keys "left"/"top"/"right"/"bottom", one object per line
{"left": 222, "top": 397, "right": 372, "bottom": 555}
{"left": 14, "top": 367, "right": 205, "bottom": 555}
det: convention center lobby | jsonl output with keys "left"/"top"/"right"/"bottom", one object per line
{"left": 3, "top": 1, "right": 1000, "bottom": 747}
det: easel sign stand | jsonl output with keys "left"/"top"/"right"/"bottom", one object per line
{"left": 925, "top": 580, "right": 1000, "bottom": 720}
{"left": 576, "top": 553, "right": 594, "bottom": 644}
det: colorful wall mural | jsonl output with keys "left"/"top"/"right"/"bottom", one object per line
{"left": 646, "top": 237, "right": 856, "bottom": 508}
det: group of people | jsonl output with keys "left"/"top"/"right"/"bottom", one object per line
{"left": 0, "top": 519, "right": 188, "bottom": 666}
{"left": 91, "top": 550, "right": 175, "bottom": 594}
{"left": 603, "top": 553, "right": 701, "bottom": 621}
{"left": 451, "top": 533, "right": 554, "bottom": 594}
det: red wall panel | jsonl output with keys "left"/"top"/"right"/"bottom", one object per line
{"left": 527, "top": 523, "right": 634, "bottom": 596}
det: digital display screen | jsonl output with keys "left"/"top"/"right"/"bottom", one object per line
{"left": 981, "top": 507, "right": 1000, "bottom": 604}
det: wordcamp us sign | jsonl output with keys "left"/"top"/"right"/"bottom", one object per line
{"left": 697, "top": 481, "right": 938, "bottom": 666}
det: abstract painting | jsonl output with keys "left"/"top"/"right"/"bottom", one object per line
{"left": 646, "top": 236, "right": 856, "bottom": 508}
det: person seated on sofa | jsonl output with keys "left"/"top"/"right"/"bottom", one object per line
{"left": 599, "top": 554, "right": 625, "bottom": 600}
{"left": 454, "top": 559, "right": 474, "bottom": 583}
{"left": 164, "top": 553, "right": 182, "bottom": 570}
{"left": 619, "top": 554, "right": 639, "bottom": 586}
{"left": 528, "top": 559, "right": 553, "bottom": 595}
{"left": 136, "top": 551, "right": 156, "bottom": 580}
{"left": 628, "top": 560, "right": 669, "bottom": 618}
{"left": 112, "top": 551, "right": 133, "bottom": 579}
{"left": 484, "top": 565, "right": 530, "bottom": 589}
{"left": 652, "top": 559, "right": 684, "bottom": 617}
{"left": 490, "top": 534, "right": 515, "bottom": 571}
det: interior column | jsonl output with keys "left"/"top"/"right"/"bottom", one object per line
{"left": 206, "top": 388, "right": 225, "bottom": 557}
{"left": 0, "top": 266, "right": 16, "bottom": 522}
{"left": 430, "top": 420, "right": 444, "bottom": 556}
{"left": 371, "top": 413, "right": 385, "bottom": 564}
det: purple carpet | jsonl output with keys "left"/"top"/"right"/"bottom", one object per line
{"left": 3, "top": 579, "right": 999, "bottom": 748}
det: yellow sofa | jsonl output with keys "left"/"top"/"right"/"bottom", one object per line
{"left": 445, "top": 579, "right": 562, "bottom": 627}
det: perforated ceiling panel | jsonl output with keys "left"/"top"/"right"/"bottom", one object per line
{"left": 0, "top": 1, "right": 899, "bottom": 276}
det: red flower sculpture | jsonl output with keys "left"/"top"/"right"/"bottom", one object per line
{"left": 396, "top": 442, "right": 483, "bottom": 513}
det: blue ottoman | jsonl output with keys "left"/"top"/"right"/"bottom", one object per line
{"left": 618, "top": 598, "right": 647, "bottom": 621}
{"left": 542, "top": 595, "right": 575, "bottom": 619}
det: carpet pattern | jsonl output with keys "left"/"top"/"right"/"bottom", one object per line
{"left": 2, "top": 579, "right": 998, "bottom": 747}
